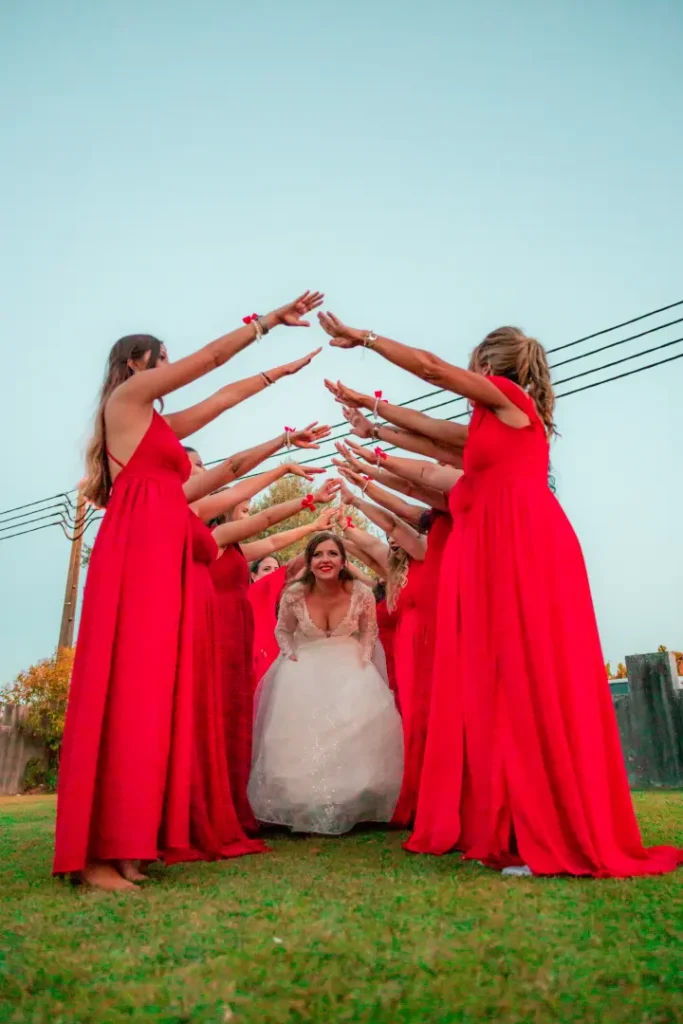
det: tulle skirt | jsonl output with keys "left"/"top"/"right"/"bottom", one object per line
{"left": 248, "top": 636, "right": 403, "bottom": 835}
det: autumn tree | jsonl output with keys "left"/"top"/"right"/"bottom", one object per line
{"left": 249, "top": 474, "right": 370, "bottom": 563}
{"left": 1, "top": 647, "right": 75, "bottom": 789}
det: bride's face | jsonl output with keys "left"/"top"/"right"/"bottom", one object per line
{"left": 310, "top": 539, "right": 344, "bottom": 582}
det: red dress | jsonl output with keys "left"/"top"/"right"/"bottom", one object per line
{"left": 248, "top": 565, "right": 288, "bottom": 687}
{"left": 408, "top": 378, "right": 683, "bottom": 877}
{"left": 376, "top": 598, "right": 398, "bottom": 701}
{"left": 210, "top": 544, "right": 258, "bottom": 833}
{"left": 393, "top": 513, "right": 451, "bottom": 826}
{"left": 54, "top": 412, "right": 196, "bottom": 873}
{"left": 164, "top": 514, "right": 265, "bottom": 863}
{"left": 391, "top": 559, "right": 427, "bottom": 825}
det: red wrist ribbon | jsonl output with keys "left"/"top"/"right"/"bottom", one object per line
{"left": 374, "top": 447, "right": 388, "bottom": 460}
{"left": 242, "top": 313, "right": 259, "bottom": 324}
{"left": 346, "top": 516, "right": 355, "bottom": 529}
{"left": 374, "top": 390, "right": 383, "bottom": 399}
{"left": 301, "top": 494, "right": 316, "bottom": 512}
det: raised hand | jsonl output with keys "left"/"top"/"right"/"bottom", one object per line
{"left": 342, "top": 407, "right": 373, "bottom": 440}
{"left": 318, "top": 311, "right": 365, "bottom": 348}
{"left": 323, "top": 379, "right": 369, "bottom": 409}
{"left": 282, "top": 348, "right": 323, "bottom": 375}
{"left": 286, "top": 463, "right": 326, "bottom": 482}
{"left": 313, "top": 506, "right": 336, "bottom": 530}
{"left": 335, "top": 441, "right": 366, "bottom": 473}
{"left": 313, "top": 478, "right": 341, "bottom": 504}
{"left": 289, "top": 422, "right": 331, "bottom": 449}
{"left": 338, "top": 476, "right": 358, "bottom": 505}
{"left": 346, "top": 438, "right": 379, "bottom": 465}
{"left": 271, "top": 292, "right": 325, "bottom": 329}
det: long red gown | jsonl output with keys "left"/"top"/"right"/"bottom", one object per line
{"left": 248, "top": 565, "right": 288, "bottom": 688}
{"left": 407, "top": 377, "right": 683, "bottom": 877}
{"left": 391, "top": 559, "right": 427, "bottom": 826}
{"left": 376, "top": 597, "right": 398, "bottom": 701}
{"left": 393, "top": 513, "right": 451, "bottom": 826}
{"left": 54, "top": 412, "right": 197, "bottom": 873}
{"left": 210, "top": 544, "right": 258, "bottom": 833}
{"left": 164, "top": 514, "right": 266, "bottom": 864}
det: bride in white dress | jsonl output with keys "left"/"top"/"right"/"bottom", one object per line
{"left": 248, "top": 531, "right": 404, "bottom": 835}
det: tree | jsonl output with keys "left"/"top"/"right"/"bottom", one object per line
{"left": 1, "top": 647, "right": 75, "bottom": 790}
{"left": 249, "top": 475, "right": 371, "bottom": 563}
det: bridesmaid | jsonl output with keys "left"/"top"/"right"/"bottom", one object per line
{"left": 320, "top": 310, "right": 683, "bottom": 878}
{"left": 209, "top": 478, "right": 340, "bottom": 831}
{"left": 54, "top": 290, "right": 323, "bottom": 891}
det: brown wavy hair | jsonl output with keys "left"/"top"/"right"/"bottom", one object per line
{"left": 83, "top": 335, "right": 164, "bottom": 509}
{"left": 469, "top": 326, "right": 556, "bottom": 437}
{"left": 386, "top": 544, "right": 410, "bottom": 612}
{"left": 290, "top": 531, "right": 354, "bottom": 591}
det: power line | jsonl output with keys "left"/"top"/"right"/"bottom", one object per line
{"left": 1, "top": 301, "right": 682, "bottom": 534}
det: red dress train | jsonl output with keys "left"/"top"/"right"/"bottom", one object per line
{"left": 407, "top": 378, "right": 682, "bottom": 877}
{"left": 248, "top": 565, "right": 288, "bottom": 688}
{"left": 55, "top": 413, "right": 195, "bottom": 872}
{"left": 210, "top": 544, "right": 258, "bottom": 833}
{"left": 164, "top": 514, "right": 266, "bottom": 863}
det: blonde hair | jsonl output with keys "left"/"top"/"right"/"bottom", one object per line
{"left": 386, "top": 545, "right": 410, "bottom": 612}
{"left": 83, "top": 335, "right": 164, "bottom": 509}
{"left": 469, "top": 326, "right": 556, "bottom": 437}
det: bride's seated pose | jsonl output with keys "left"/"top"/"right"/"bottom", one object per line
{"left": 248, "top": 531, "right": 404, "bottom": 835}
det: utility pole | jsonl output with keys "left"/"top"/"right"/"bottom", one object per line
{"left": 58, "top": 492, "right": 87, "bottom": 650}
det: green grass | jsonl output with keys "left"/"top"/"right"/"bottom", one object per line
{"left": 1, "top": 794, "right": 682, "bottom": 1024}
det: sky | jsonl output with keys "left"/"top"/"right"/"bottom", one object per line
{"left": 1, "top": 0, "right": 682, "bottom": 684}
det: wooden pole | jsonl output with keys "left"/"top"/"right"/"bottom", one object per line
{"left": 58, "top": 492, "right": 87, "bottom": 650}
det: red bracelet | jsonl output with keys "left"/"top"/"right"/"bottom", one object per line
{"left": 374, "top": 447, "right": 388, "bottom": 460}
{"left": 242, "top": 313, "right": 259, "bottom": 324}
{"left": 301, "top": 494, "right": 316, "bottom": 512}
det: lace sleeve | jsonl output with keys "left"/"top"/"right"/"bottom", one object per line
{"left": 275, "top": 586, "right": 299, "bottom": 658}
{"left": 356, "top": 583, "right": 379, "bottom": 665}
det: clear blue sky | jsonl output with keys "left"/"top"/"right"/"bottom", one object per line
{"left": 1, "top": 0, "right": 682, "bottom": 683}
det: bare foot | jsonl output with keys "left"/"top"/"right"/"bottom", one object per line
{"left": 82, "top": 863, "right": 139, "bottom": 892}
{"left": 115, "top": 860, "right": 148, "bottom": 883}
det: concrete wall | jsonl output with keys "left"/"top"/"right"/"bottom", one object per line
{"left": 0, "top": 704, "right": 48, "bottom": 795}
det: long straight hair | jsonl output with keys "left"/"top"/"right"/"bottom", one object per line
{"left": 83, "top": 335, "right": 164, "bottom": 508}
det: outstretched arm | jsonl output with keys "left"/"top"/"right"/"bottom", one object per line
{"left": 240, "top": 508, "right": 335, "bottom": 561}
{"left": 335, "top": 465, "right": 428, "bottom": 530}
{"left": 166, "top": 348, "right": 322, "bottom": 440}
{"left": 343, "top": 536, "right": 388, "bottom": 579}
{"left": 334, "top": 441, "right": 450, "bottom": 512}
{"left": 112, "top": 292, "right": 324, "bottom": 409}
{"left": 346, "top": 440, "right": 462, "bottom": 495}
{"left": 325, "top": 380, "right": 467, "bottom": 450}
{"left": 340, "top": 482, "right": 426, "bottom": 562}
{"left": 183, "top": 424, "right": 329, "bottom": 505}
{"left": 335, "top": 514, "right": 389, "bottom": 573}
{"left": 212, "top": 480, "right": 339, "bottom": 549}
{"left": 192, "top": 461, "right": 324, "bottom": 523}
{"left": 318, "top": 310, "right": 512, "bottom": 408}
{"left": 340, "top": 407, "right": 463, "bottom": 467}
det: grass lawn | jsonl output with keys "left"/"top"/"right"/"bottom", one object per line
{"left": 1, "top": 794, "right": 682, "bottom": 1024}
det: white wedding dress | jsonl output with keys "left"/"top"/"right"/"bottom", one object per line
{"left": 248, "top": 580, "right": 404, "bottom": 835}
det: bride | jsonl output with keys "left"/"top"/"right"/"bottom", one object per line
{"left": 248, "top": 531, "right": 404, "bottom": 834}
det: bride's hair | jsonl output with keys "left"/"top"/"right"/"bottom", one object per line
{"left": 292, "top": 531, "right": 354, "bottom": 591}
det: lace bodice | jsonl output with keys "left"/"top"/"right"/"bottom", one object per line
{"left": 275, "top": 580, "right": 378, "bottom": 664}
